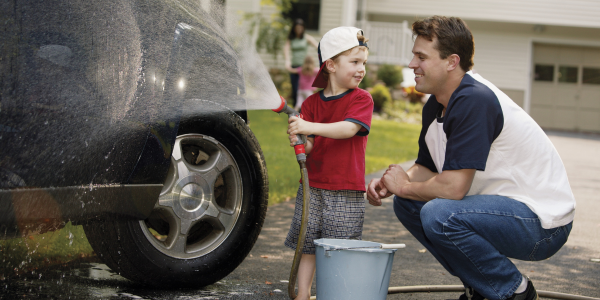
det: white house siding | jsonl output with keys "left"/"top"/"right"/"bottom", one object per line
{"left": 470, "top": 32, "right": 530, "bottom": 93}
{"left": 366, "top": 0, "right": 600, "bottom": 29}
{"left": 226, "top": 0, "right": 259, "bottom": 14}
{"left": 319, "top": 0, "right": 345, "bottom": 35}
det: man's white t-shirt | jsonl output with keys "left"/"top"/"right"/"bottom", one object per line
{"left": 415, "top": 72, "right": 575, "bottom": 229}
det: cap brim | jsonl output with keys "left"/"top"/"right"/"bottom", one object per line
{"left": 311, "top": 63, "right": 328, "bottom": 89}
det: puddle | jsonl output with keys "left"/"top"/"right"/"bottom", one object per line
{"left": 0, "top": 261, "right": 288, "bottom": 299}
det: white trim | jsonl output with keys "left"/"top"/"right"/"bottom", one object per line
{"left": 524, "top": 39, "right": 533, "bottom": 114}
{"left": 531, "top": 37, "right": 600, "bottom": 48}
{"left": 342, "top": 0, "right": 358, "bottom": 27}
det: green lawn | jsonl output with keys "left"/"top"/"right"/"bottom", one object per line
{"left": 248, "top": 110, "right": 421, "bottom": 204}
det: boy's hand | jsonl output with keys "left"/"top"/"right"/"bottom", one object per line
{"left": 288, "top": 133, "right": 299, "bottom": 147}
{"left": 288, "top": 116, "right": 312, "bottom": 136}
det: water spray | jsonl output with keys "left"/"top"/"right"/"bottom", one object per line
{"left": 272, "top": 96, "right": 310, "bottom": 300}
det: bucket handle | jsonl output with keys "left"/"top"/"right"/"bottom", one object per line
{"left": 323, "top": 243, "right": 406, "bottom": 254}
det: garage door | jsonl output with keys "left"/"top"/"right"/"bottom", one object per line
{"left": 531, "top": 43, "right": 600, "bottom": 132}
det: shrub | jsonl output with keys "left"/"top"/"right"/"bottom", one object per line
{"left": 370, "top": 83, "right": 392, "bottom": 112}
{"left": 381, "top": 99, "right": 423, "bottom": 124}
{"left": 403, "top": 86, "right": 425, "bottom": 103}
{"left": 269, "top": 68, "right": 291, "bottom": 100}
{"left": 376, "top": 64, "right": 403, "bottom": 88}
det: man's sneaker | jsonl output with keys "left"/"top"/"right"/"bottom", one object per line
{"left": 456, "top": 287, "right": 486, "bottom": 300}
{"left": 507, "top": 277, "right": 539, "bottom": 300}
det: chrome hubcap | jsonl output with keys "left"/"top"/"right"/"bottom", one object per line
{"left": 139, "top": 134, "right": 243, "bottom": 259}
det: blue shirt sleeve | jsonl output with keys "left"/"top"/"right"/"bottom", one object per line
{"left": 415, "top": 97, "right": 441, "bottom": 173}
{"left": 442, "top": 80, "right": 504, "bottom": 171}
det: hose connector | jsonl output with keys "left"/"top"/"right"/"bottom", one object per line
{"left": 273, "top": 96, "right": 307, "bottom": 162}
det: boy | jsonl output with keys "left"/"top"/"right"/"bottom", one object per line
{"left": 284, "top": 26, "right": 373, "bottom": 300}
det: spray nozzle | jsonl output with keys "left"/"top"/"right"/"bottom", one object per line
{"left": 272, "top": 96, "right": 300, "bottom": 118}
{"left": 273, "top": 96, "right": 307, "bottom": 162}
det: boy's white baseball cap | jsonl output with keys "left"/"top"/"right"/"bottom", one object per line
{"left": 312, "top": 26, "right": 368, "bottom": 88}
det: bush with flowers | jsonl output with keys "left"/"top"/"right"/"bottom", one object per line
{"left": 402, "top": 86, "right": 426, "bottom": 103}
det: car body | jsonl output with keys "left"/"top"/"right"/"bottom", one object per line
{"left": 0, "top": 0, "right": 268, "bottom": 287}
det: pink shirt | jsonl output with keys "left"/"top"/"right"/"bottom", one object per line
{"left": 297, "top": 67, "right": 319, "bottom": 90}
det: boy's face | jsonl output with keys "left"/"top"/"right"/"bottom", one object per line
{"left": 329, "top": 47, "right": 368, "bottom": 90}
{"left": 408, "top": 35, "right": 450, "bottom": 95}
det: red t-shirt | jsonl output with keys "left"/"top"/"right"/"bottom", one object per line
{"left": 300, "top": 88, "right": 374, "bottom": 191}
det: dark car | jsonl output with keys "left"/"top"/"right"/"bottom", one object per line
{"left": 0, "top": 0, "right": 268, "bottom": 288}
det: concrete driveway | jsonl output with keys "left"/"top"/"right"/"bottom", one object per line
{"left": 224, "top": 131, "right": 600, "bottom": 299}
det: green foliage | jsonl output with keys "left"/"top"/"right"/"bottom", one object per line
{"left": 243, "top": 0, "right": 295, "bottom": 57}
{"left": 381, "top": 99, "right": 423, "bottom": 124}
{"left": 248, "top": 109, "right": 421, "bottom": 204}
{"left": 269, "top": 68, "right": 292, "bottom": 100}
{"left": 376, "top": 64, "right": 403, "bottom": 88}
{"left": 370, "top": 83, "right": 392, "bottom": 112}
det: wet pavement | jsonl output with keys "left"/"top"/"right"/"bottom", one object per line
{"left": 1, "top": 131, "right": 599, "bottom": 299}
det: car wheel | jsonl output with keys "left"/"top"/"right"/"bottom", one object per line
{"left": 83, "top": 108, "right": 268, "bottom": 288}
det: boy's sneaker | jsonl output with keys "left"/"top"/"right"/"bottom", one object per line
{"left": 507, "top": 277, "right": 539, "bottom": 300}
{"left": 455, "top": 287, "right": 486, "bottom": 300}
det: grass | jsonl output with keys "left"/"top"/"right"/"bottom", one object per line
{"left": 248, "top": 110, "right": 421, "bottom": 204}
{"left": 0, "top": 109, "right": 421, "bottom": 275}
{"left": 0, "top": 222, "right": 93, "bottom": 278}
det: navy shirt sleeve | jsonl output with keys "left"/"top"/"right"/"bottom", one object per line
{"left": 414, "top": 97, "right": 441, "bottom": 173}
{"left": 442, "top": 79, "right": 504, "bottom": 171}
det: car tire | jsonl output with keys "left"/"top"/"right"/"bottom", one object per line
{"left": 83, "top": 105, "right": 268, "bottom": 288}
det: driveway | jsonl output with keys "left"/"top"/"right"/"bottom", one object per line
{"left": 1, "top": 131, "right": 597, "bottom": 299}
{"left": 225, "top": 131, "right": 600, "bottom": 299}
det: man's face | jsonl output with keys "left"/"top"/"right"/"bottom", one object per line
{"left": 330, "top": 47, "right": 368, "bottom": 90}
{"left": 408, "top": 36, "right": 449, "bottom": 95}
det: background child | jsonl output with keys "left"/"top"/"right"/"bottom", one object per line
{"left": 286, "top": 56, "right": 319, "bottom": 111}
{"left": 284, "top": 26, "right": 373, "bottom": 300}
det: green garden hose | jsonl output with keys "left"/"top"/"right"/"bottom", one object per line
{"left": 288, "top": 162, "right": 310, "bottom": 299}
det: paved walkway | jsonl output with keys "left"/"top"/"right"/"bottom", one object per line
{"left": 224, "top": 131, "right": 600, "bottom": 299}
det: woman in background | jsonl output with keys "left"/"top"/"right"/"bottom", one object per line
{"left": 284, "top": 18, "right": 318, "bottom": 108}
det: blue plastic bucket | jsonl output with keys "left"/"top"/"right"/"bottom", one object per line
{"left": 314, "top": 238, "right": 397, "bottom": 300}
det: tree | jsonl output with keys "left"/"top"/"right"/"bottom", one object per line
{"left": 376, "top": 64, "right": 403, "bottom": 88}
{"left": 243, "top": 0, "right": 294, "bottom": 58}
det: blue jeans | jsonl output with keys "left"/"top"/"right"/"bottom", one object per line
{"left": 393, "top": 195, "right": 572, "bottom": 300}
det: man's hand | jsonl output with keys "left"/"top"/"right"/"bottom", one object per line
{"left": 366, "top": 178, "right": 392, "bottom": 206}
{"left": 381, "top": 164, "right": 410, "bottom": 196}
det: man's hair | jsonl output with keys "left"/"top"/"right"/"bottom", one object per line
{"left": 322, "top": 33, "right": 369, "bottom": 80}
{"left": 412, "top": 16, "right": 474, "bottom": 72}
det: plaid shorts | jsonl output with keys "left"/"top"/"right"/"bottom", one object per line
{"left": 284, "top": 184, "right": 366, "bottom": 255}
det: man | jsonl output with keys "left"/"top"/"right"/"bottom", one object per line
{"left": 366, "top": 16, "right": 575, "bottom": 300}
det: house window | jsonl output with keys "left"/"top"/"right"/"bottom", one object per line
{"left": 285, "top": 0, "right": 321, "bottom": 31}
{"left": 558, "top": 66, "right": 578, "bottom": 83}
{"left": 534, "top": 64, "right": 554, "bottom": 82}
{"left": 583, "top": 67, "right": 600, "bottom": 85}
